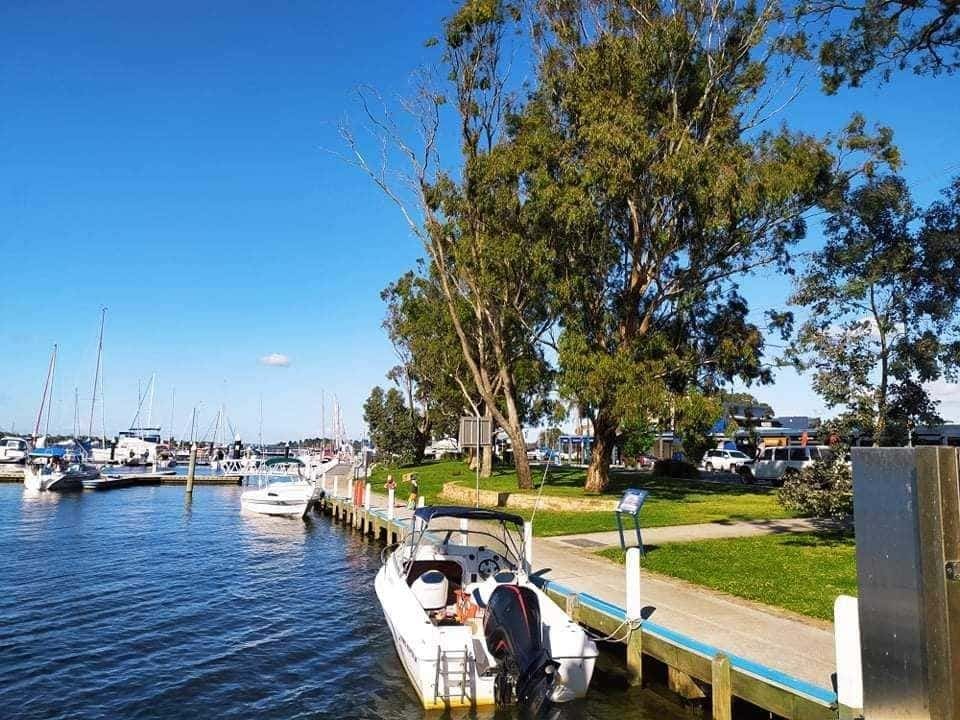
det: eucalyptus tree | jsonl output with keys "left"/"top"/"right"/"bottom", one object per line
{"left": 788, "top": 175, "right": 960, "bottom": 445}
{"left": 511, "top": 0, "right": 897, "bottom": 491}
{"left": 344, "top": 1, "right": 552, "bottom": 488}
{"left": 799, "top": 0, "right": 960, "bottom": 91}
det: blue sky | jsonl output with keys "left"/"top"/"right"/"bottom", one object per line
{"left": 1, "top": 2, "right": 958, "bottom": 441}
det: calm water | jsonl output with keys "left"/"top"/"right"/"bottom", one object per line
{"left": 0, "top": 485, "right": 686, "bottom": 720}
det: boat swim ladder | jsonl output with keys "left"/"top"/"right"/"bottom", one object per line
{"left": 434, "top": 645, "right": 471, "bottom": 705}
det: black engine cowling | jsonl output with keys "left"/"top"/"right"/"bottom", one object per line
{"left": 483, "top": 584, "right": 558, "bottom": 714}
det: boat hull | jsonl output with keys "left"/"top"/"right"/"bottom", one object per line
{"left": 375, "top": 562, "right": 597, "bottom": 709}
{"left": 240, "top": 481, "right": 321, "bottom": 518}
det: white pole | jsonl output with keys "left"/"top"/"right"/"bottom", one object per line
{"left": 347, "top": 477, "right": 354, "bottom": 503}
{"left": 333, "top": 476, "right": 339, "bottom": 499}
{"left": 387, "top": 487, "right": 395, "bottom": 520}
{"left": 460, "top": 518, "right": 469, "bottom": 546}
{"left": 834, "top": 595, "right": 863, "bottom": 714}
{"left": 417, "top": 495, "right": 425, "bottom": 508}
{"left": 626, "top": 547, "right": 643, "bottom": 621}
{"left": 523, "top": 521, "right": 533, "bottom": 573}
{"left": 364, "top": 482, "right": 372, "bottom": 509}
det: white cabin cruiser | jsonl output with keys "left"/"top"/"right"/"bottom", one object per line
{"left": 24, "top": 445, "right": 100, "bottom": 491}
{"left": 376, "top": 506, "right": 598, "bottom": 713}
{"left": 0, "top": 436, "right": 30, "bottom": 464}
{"left": 239, "top": 457, "right": 336, "bottom": 518}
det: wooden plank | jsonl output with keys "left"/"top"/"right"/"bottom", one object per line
{"left": 668, "top": 666, "right": 706, "bottom": 700}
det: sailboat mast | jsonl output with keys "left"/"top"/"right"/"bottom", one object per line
{"left": 88, "top": 307, "right": 106, "bottom": 436}
{"left": 321, "top": 389, "right": 326, "bottom": 454}
{"left": 35, "top": 344, "right": 58, "bottom": 437}
{"left": 169, "top": 388, "right": 175, "bottom": 443}
{"left": 146, "top": 373, "right": 156, "bottom": 429}
{"left": 44, "top": 346, "right": 58, "bottom": 437}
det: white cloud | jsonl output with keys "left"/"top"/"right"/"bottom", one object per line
{"left": 925, "top": 379, "right": 960, "bottom": 422}
{"left": 259, "top": 353, "right": 291, "bottom": 367}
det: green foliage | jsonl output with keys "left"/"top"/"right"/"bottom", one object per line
{"left": 507, "top": 0, "right": 897, "bottom": 490}
{"left": 620, "top": 418, "right": 655, "bottom": 459}
{"left": 778, "top": 455, "right": 854, "bottom": 518}
{"left": 362, "top": 386, "right": 421, "bottom": 465}
{"left": 788, "top": 175, "right": 960, "bottom": 445}
{"left": 382, "top": 269, "right": 468, "bottom": 440}
{"left": 600, "top": 532, "right": 857, "bottom": 620}
{"left": 806, "top": 0, "right": 960, "bottom": 92}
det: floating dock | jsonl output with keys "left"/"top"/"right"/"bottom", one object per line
{"left": 315, "top": 480, "right": 840, "bottom": 720}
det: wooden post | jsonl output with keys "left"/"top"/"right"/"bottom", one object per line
{"left": 712, "top": 654, "right": 732, "bottom": 720}
{"left": 186, "top": 444, "right": 197, "bottom": 495}
{"left": 333, "top": 476, "right": 339, "bottom": 500}
{"left": 364, "top": 482, "right": 372, "bottom": 509}
{"left": 387, "top": 487, "right": 395, "bottom": 520}
{"left": 564, "top": 593, "right": 580, "bottom": 622}
{"left": 417, "top": 495, "right": 425, "bottom": 508}
{"left": 626, "top": 546, "right": 643, "bottom": 685}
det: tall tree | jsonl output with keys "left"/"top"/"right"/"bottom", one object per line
{"left": 382, "top": 267, "right": 482, "bottom": 469}
{"left": 345, "top": 0, "right": 553, "bottom": 488}
{"left": 799, "top": 0, "right": 960, "bottom": 92}
{"left": 512, "top": 0, "right": 897, "bottom": 491}
{"left": 788, "top": 175, "right": 960, "bottom": 445}
{"left": 363, "top": 386, "right": 421, "bottom": 463}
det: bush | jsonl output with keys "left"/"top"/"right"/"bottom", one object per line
{"left": 652, "top": 459, "right": 701, "bottom": 479}
{"left": 778, "top": 457, "right": 853, "bottom": 518}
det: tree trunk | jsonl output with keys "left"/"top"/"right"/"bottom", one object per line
{"left": 585, "top": 412, "right": 617, "bottom": 494}
{"left": 481, "top": 409, "right": 493, "bottom": 478}
{"left": 502, "top": 422, "right": 532, "bottom": 489}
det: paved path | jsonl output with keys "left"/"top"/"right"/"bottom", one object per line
{"left": 347, "top": 486, "right": 837, "bottom": 694}
{"left": 547, "top": 516, "right": 843, "bottom": 549}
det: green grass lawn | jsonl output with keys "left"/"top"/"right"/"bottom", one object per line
{"left": 600, "top": 532, "right": 857, "bottom": 620}
{"left": 369, "top": 460, "right": 796, "bottom": 536}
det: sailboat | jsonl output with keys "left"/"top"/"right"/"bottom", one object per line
{"left": 25, "top": 345, "right": 100, "bottom": 491}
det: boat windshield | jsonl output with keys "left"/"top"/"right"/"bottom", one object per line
{"left": 409, "top": 515, "right": 525, "bottom": 570}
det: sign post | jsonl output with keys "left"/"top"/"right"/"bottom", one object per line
{"left": 459, "top": 416, "right": 492, "bottom": 508}
{"left": 615, "top": 488, "right": 649, "bottom": 556}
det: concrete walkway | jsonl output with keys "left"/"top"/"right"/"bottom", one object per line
{"left": 350, "top": 486, "right": 837, "bottom": 694}
{"left": 532, "top": 536, "right": 836, "bottom": 692}
{"left": 547, "top": 516, "right": 843, "bottom": 549}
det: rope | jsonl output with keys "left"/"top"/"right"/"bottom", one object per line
{"left": 528, "top": 458, "right": 552, "bottom": 526}
{"left": 581, "top": 615, "right": 643, "bottom": 644}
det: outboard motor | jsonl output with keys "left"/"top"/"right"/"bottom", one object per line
{"left": 483, "top": 585, "right": 559, "bottom": 715}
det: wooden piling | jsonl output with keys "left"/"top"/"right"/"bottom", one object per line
{"left": 712, "top": 654, "right": 732, "bottom": 720}
{"left": 185, "top": 444, "right": 197, "bottom": 495}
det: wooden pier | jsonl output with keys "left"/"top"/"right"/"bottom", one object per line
{"left": 317, "top": 484, "right": 839, "bottom": 720}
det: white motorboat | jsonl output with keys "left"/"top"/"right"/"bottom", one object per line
{"left": 239, "top": 458, "right": 337, "bottom": 518}
{"left": 0, "top": 436, "right": 31, "bottom": 464}
{"left": 376, "top": 506, "right": 598, "bottom": 712}
{"left": 24, "top": 445, "right": 100, "bottom": 491}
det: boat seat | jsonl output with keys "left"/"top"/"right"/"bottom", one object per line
{"left": 405, "top": 560, "right": 463, "bottom": 605}
{"left": 411, "top": 570, "right": 449, "bottom": 611}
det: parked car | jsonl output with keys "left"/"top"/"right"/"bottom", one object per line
{"left": 700, "top": 448, "right": 754, "bottom": 474}
{"left": 753, "top": 445, "right": 834, "bottom": 484}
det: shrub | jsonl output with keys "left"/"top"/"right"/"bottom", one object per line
{"left": 652, "top": 459, "right": 701, "bottom": 479}
{"left": 778, "top": 457, "right": 853, "bottom": 518}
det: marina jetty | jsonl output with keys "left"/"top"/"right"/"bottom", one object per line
{"left": 313, "top": 472, "right": 840, "bottom": 720}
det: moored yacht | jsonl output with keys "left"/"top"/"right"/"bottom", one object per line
{"left": 24, "top": 444, "right": 100, "bottom": 491}
{"left": 376, "top": 506, "right": 598, "bottom": 713}
{"left": 0, "top": 436, "right": 31, "bottom": 464}
{"left": 239, "top": 457, "right": 337, "bottom": 518}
